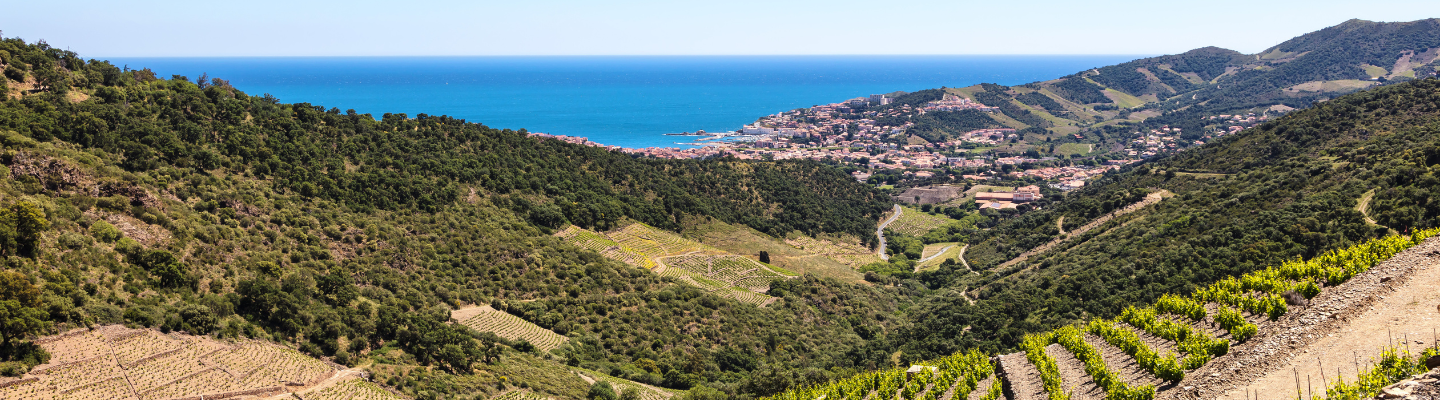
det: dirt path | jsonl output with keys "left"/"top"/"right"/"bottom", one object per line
{"left": 877, "top": 204, "right": 902, "bottom": 261}
{"left": 957, "top": 244, "right": 976, "bottom": 275}
{"left": 998, "top": 190, "right": 1170, "bottom": 269}
{"left": 1164, "top": 236, "right": 1440, "bottom": 400}
{"left": 1057, "top": 216, "right": 1067, "bottom": 235}
{"left": 1357, "top": 189, "right": 1382, "bottom": 227}
{"left": 998, "top": 351, "right": 1049, "bottom": 400}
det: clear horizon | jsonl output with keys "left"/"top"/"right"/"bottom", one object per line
{"left": 4, "top": 0, "right": 1439, "bottom": 57}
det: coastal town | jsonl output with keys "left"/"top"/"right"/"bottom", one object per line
{"left": 529, "top": 91, "right": 1277, "bottom": 192}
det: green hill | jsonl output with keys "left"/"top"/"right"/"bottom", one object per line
{"left": 0, "top": 36, "right": 903, "bottom": 399}
{"left": 890, "top": 75, "right": 1440, "bottom": 361}
{"left": 889, "top": 19, "right": 1440, "bottom": 150}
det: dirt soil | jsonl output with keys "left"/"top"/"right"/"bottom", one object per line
{"left": 1047, "top": 343, "right": 1104, "bottom": 400}
{"left": 999, "top": 352, "right": 1049, "bottom": 400}
{"left": 1163, "top": 237, "right": 1440, "bottom": 399}
{"left": 1083, "top": 333, "right": 1167, "bottom": 389}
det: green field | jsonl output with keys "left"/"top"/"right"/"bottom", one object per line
{"left": 1054, "top": 142, "right": 1093, "bottom": 156}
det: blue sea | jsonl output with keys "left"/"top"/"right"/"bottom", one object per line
{"left": 108, "top": 56, "right": 1143, "bottom": 148}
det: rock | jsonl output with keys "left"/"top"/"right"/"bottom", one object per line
{"left": 1381, "top": 276, "right": 1394, "bottom": 283}
{"left": 1426, "top": 355, "right": 1440, "bottom": 370}
{"left": 1381, "top": 387, "right": 1411, "bottom": 398}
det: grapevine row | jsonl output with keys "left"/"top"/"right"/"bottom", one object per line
{"left": 763, "top": 350, "right": 992, "bottom": 400}
{"left": 1117, "top": 306, "right": 1228, "bottom": 369}
{"left": 1321, "top": 346, "right": 1440, "bottom": 399}
{"left": 1085, "top": 320, "right": 1183, "bottom": 383}
{"left": 1020, "top": 332, "right": 1069, "bottom": 400}
{"left": 1053, "top": 325, "right": 1155, "bottom": 400}
{"left": 762, "top": 230, "right": 1440, "bottom": 400}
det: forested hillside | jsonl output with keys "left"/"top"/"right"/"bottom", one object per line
{"left": 0, "top": 36, "right": 903, "bottom": 399}
{"left": 885, "top": 76, "right": 1440, "bottom": 362}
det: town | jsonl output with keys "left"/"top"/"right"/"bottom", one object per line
{"left": 529, "top": 92, "right": 1278, "bottom": 192}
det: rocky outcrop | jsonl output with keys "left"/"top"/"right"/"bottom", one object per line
{"left": 1374, "top": 367, "right": 1440, "bottom": 399}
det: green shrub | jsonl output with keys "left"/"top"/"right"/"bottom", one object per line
{"left": 90, "top": 221, "right": 122, "bottom": 242}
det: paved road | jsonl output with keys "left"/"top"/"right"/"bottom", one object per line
{"left": 876, "top": 204, "right": 901, "bottom": 261}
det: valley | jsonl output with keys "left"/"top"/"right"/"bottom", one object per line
{"left": 2, "top": 17, "right": 1440, "bottom": 400}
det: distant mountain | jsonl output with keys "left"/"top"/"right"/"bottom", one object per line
{"left": 900, "top": 18, "right": 1440, "bottom": 144}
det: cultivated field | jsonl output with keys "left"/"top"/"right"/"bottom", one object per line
{"left": 784, "top": 235, "right": 882, "bottom": 267}
{"left": 453, "top": 306, "right": 569, "bottom": 352}
{"left": 2, "top": 325, "right": 343, "bottom": 400}
{"left": 916, "top": 242, "right": 963, "bottom": 272}
{"left": 555, "top": 222, "right": 720, "bottom": 270}
{"left": 886, "top": 207, "right": 956, "bottom": 237}
{"left": 575, "top": 369, "right": 678, "bottom": 400}
{"left": 557, "top": 222, "right": 796, "bottom": 306}
{"left": 491, "top": 389, "right": 553, "bottom": 400}
{"left": 299, "top": 375, "right": 404, "bottom": 400}
{"left": 658, "top": 254, "right": 789, "bottom": 306}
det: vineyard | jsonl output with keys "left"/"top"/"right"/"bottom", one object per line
{"left": 492, "top": 388, "right": 554, "bottom": 400}
{"left": 574, "top": 368, "right": 679, "bottom": 400}
{"left": 1, "top": 325, "right": 343, "bottom": 400}
{"left": 556, "top": 222, "right": 795, "bottom": 306}
{"left": 886, "top": 207, "right": 957, "bottom": 237}
{"left": 764, "top": 349, "right": 997, "bottom": 400}
{"left": 454, "top": 306, "right": 570, "bottom": 352}
{"left": 784, "top": 235, "right": 883, "bottom": 267}
{"left": 555, "top": 222, "right": 722, "bottom": 271}
{"left": 658, "top": 254, "right": 790, "bottom": 306}
{"left": 300, "top": 375, "right": 404, "bottom": 400}
{"left": 763, "top": 229, "right": 1440, "bottom": 400}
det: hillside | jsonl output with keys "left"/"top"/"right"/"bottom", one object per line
{"left": 874, "top": 18, "right": 1440, "bottom": 156}
{"left": 765, "top": 228, "right": 1440, "bottom": 400}
{"left": 0, "top": 36, "right": 908, "bottom": 399}
{"left": 886, "top": 74, "right": 1440, "bottom": 364}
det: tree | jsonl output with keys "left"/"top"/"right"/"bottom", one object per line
{"left": 0, "top": 202, "right": 48, "bottom": 257}
{"left": 0, "top": 272, "right": 41, "bottom": 308}
{"left": 619, "top": 387, "right": 642, "bottom": 400}
{"left": 588, "top": 382, "right": 618, "bottom": 400}
{"left": 758, "top": 251, "right": 770, "bottom": 264}
{"left": 0, "top": 300, "right": 49, "bottom": 345}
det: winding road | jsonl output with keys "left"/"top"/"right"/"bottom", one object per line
{"left": 876, "top": 204, "right": 901, "bottom": 261}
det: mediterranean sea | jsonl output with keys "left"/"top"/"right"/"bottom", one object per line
{"left": 108, "top": 56, "right": 1144, "bottom": 149}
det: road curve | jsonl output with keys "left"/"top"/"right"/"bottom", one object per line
{"left": 876, "top": 204, "right": 901, "bottom": 261}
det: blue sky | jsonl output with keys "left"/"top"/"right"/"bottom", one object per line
{"left": 5, "top": 0, "right": 1439, "bottom": 56}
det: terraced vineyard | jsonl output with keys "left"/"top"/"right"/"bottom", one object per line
{"left": 302, "top": 376, "right": 405, "bottom": 400}
{"left": 2, "top": 325, "right": 344, "bottom": 400}
{"left": 575, "top": 369, "right": 678, "bottom": 400}
{"left": 763, "top": 229, "right": 1440, "bottom": 400}
{"left": 658, "top": 254, "right": 789, "bottom": 306}
{"left": 554, "top": 225, "right": 656, "bottom": 269}
{"left": 556, "top": 222, "right": 722, "bottom": 270}
{"left": 784, "top": 235, "right": 883, "bottom": 267}
{"left": 492, "top": 389, "right": 554, "bottom": 400}
{"left": 886, "top": 207, "right": 956, "bottom": 237}
{"left": 453, "top": 306, "right": 569, "bottom": 352}
{"left": 557, "top": 222, "right": 794, "bottom": 306}
{"left": 765, "top": 349, "right": 996, "bottom": 400}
